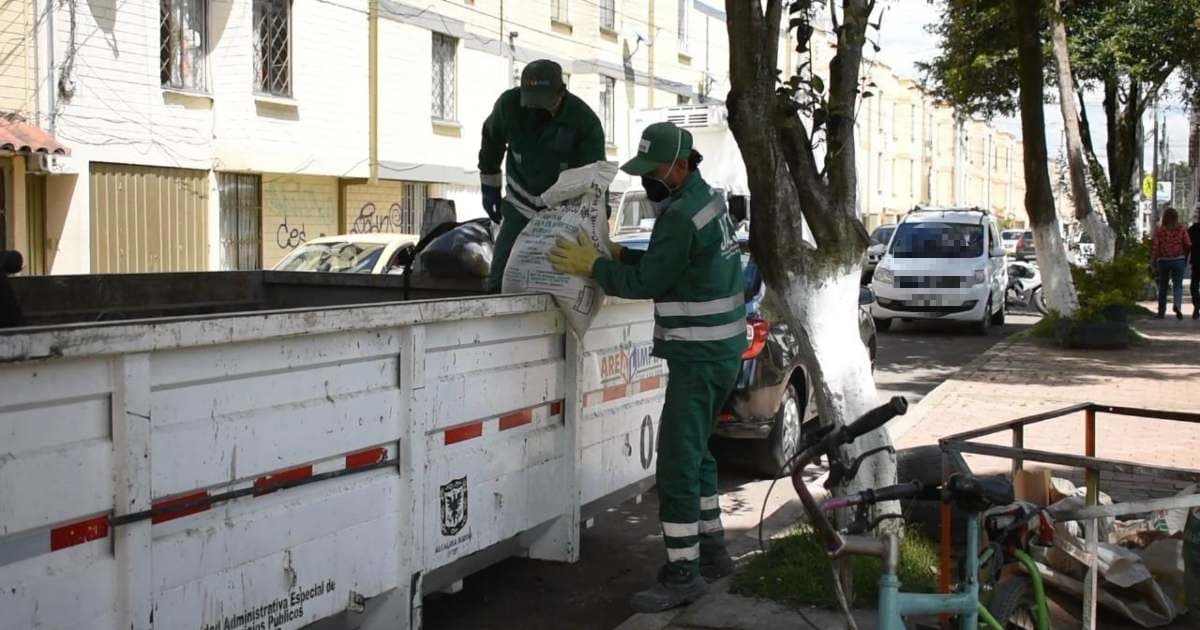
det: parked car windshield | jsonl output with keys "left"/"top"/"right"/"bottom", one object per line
{"left": 890, "top": 222, "right": 984, "bottom": 259}
{"left": 1002, "top": 230, "right": 1022, "bottom": 241}
{"left": 274, "top": 241, "right": 386, "bottom": 273}
{"left": 871, "top": 225, "right": 896, "bottom": 245}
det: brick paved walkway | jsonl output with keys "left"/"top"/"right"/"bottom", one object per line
{"left": 894, "top": 316, "right": 1200, "bottom": 488}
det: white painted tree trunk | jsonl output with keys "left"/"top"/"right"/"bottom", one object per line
{"left": 1032, "top": 223, "right": 1079, "bottom": 316}
{"left": 778, "top": 267, "right": 898, "bottom": 516}
{"left": 1082, "top": 211, "right": 1116, "bottom": 262}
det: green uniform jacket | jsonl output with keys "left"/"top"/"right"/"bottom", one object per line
{"left": 478, "top": 88, "right": 606, "bottom": 217}
{"left": 593, "top": 171, "right": 748, "bottom": 362}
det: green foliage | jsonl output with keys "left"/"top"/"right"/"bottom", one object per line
{"left": 918, "top": 0, "right": 1019, "bottom": 118}
{"left": 1071, "top": 250, "right": 1149, "bottom": 312}
{"left": 732, "top": 527, "right": 938, "bottom": 609}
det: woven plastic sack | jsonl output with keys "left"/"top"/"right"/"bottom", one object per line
{"left": 502, "top": 161, "right": 618, "bottom": 336}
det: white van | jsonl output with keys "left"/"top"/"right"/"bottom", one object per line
{"left": 870, "top": 207, "right": 1008, "bottom": 334}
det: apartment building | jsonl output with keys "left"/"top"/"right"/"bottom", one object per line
{"left": 4, "top": 1, "right": 1025, "bottom": 274}
{"left": 3, "top": 0, "right": 730, "bottom": 274}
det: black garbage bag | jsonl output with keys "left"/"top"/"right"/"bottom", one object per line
{"left": 414, "top": 218, "right": 495, "bottom": 279}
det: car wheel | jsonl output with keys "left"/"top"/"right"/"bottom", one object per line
{"left": 1031, "top": 287, "right": 1047, "bottom": 314}
{"left": 873, "top": 317, "right": 892, "bottom": 332}
{"left": 753, "top": 384, "right": 802, "bottom": 478}
{"left": 973, "top": 299, "right": 992, "bottom": 336}
{"left": 990, "top": 296, "right": 1006, "bottom": 325}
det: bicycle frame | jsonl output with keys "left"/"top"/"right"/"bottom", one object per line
{"left": 840, "top": 514, "right": 988, "bottom": 630}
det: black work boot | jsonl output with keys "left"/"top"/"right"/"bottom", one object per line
{"left": 699, "top": 544, "right": 734, "bottom": 580}
{"left": 629, "top": 564, "right": 708, "bottom": 613}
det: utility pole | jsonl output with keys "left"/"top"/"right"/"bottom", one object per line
{"left": 647, "top": 0, "right": 656, "bottom": 108}
{"left": 1151, "top": 94, "right": 1160, "bottom": 229}
{"left": 368, "top": 0, "right": 378, "bottom": 183}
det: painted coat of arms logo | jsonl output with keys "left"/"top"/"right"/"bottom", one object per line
{"left": 440, "top": 476, "right": 468, "bottom": 536}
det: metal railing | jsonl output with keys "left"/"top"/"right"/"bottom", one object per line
{"left": 939, "top": 403, "right": 1200, "bottom": 629}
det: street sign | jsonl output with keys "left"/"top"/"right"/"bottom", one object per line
{"left": 1142, "top": 175, "right": 1155, "bottom": 199}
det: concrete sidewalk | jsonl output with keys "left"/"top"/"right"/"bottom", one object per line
{"left": 617, "top": 316, "right": 1200, "bottom": 630}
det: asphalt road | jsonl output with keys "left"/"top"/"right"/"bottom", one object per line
{"left": 421, "top": 310, "right": 1040, "bottom": 630}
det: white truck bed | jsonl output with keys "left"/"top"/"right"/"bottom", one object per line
{"left": 0, "top": 289, "right": 665, "bottom": 630}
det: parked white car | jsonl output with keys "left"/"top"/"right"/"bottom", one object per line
{"left": 1001, "top": 229, "right": 1023, "bottom": 256}
{"left": 870, "top": 207, "right": 1008, "bottom": 335}
{"left": 273, "top": 233, "right": 418, "bottom": 274}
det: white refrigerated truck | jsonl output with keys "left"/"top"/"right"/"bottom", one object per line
{"left": 0, "top": 270, "right": 668, "bottom": 630}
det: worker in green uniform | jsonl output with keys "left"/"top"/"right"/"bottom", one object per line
{"left": 548, "top": 122, "right": 747, "bottom": 612}
{"left": 478, "top": 59, "right": 606, "bottom": 292}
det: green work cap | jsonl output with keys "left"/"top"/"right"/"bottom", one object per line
{"left": 620, "top": 122, "right": 693, "bottom": 176}
{"left": 520, "top": 60, "right": 565, "bottom": 109}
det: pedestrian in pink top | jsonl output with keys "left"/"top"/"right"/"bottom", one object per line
{"left": 1152, "top": 207, "right": 1192, "bottom": 319}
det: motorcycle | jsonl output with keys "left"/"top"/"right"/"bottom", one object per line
{"left": 1005, "top": 261, "right": 1047, "bottom": 314}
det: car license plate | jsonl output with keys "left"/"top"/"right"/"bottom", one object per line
{"left": 911, "top": 294, "right": 945, "bottom": 307}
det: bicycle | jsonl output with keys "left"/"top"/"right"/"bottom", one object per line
{"left": 787, "top": 397, "right": 1052, "bottom": 629}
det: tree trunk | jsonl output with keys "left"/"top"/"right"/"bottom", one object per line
{"left": 726, "top": 0, "right": 896, "bottom": 515}
{"left": 1011, "top": 0, "right": 1079, "bottom": 315}
{"left": 1050, "top": 0, "right": 1114, "bottom": 261}
{"left": 1189, "top": 91, "right": 1200, "bottom": 215}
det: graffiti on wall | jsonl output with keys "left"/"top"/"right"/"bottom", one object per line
{"left": 351, "top": 202, "right": 408, "bottom": 234}
{"left": 275, "top": 216, "right": 308, "bottom": 250}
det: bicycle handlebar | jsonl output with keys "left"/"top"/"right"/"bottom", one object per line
{"left": 845, "top": 396, "right": 908, "bottom": 440}
{"left": 789, "top": 397, "right": 910, "bottom": 554}
{"left": 820, "top": 481, "right": 925, "bottom": 512}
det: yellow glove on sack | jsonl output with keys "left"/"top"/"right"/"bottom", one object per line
{"left": 548, "top": 230, "right": 602, "bottom": 277}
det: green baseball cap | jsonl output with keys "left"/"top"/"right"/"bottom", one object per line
{"left": 620, "top": 122, "right": 693, "bottom": 176}
{"left": 519, "top": 60, "right": 565, "bottom": 109}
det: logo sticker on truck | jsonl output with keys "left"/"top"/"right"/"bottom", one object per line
{"left": 440, "top": 476, "right": 469, "bottom": 536}
{"left": 599, "top": 342, "right": 661, "bottom": 385}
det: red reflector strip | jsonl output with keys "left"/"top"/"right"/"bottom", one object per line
{"left": 152, "top": 490, "right": 211, "bottom": 524}
{"left": 49, "top": 516, "right": 109, "bottom": 551}
{"left": 639, "top": 376, "right": 663, "bottom": 392}
{"left": 602, "top": 385, "right": 627, "bottom": 403}
{"left": 549, "top": 401, "right": 564, "bottom": 416}
{"left": 444, "top": 422, "right": 483, "bottom": 445}
{"left": 345, "top": 447, "right": 387, "bottom": 469}
{"left": 718, "top": 412, "right": 735, "bottom": 423}
{"left": 254, "top": 465, "right": 313, "bottom": 496}
{"left": 499, "top": 409, "right": 533, "bottom": 431}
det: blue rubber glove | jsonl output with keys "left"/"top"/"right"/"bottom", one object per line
{"left": 482, "top": 185, "right": 502, "bottom": 224}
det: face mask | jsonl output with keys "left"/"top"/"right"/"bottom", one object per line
{"left": 641, "top": 175, "right": 672, "bottom": 204}
{"left": 530, "top": 108, "right": 553, "bottom": 124}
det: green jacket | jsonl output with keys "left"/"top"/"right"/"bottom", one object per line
{"left": 593, "top": 171, "right": 748, "bottom": 362}
{"left": 478, "top": 88, "right": 606, "bottom": 217}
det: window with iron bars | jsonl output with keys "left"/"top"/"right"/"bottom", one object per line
{"left": 601, "top": 76, "right": 616, "bottom": 144}
{"left": 551, "top": 0, "right": 569, "bottom": 24}
{"left": 160, "top": 0, "right": 208, "bottom": 91}
{"left": 253, "top": 0, "right": 291, "bottom": 96}
{"left": 432, "top": 33, "right": 458, "bottom": 121}
{"left": 599, "top": 0, "right": 616, "bottom": 31}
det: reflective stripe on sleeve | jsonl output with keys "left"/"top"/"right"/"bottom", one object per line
{"left": 654, "top": 319, "right": 746, "bottom": 343}
{"left": 666, "top": 544, "right": 701, "bottom": 562}
{"left": 655, "top": 294, "right": 744, "bottom": 318}
{"left": 691, "top": 198, "right": 723, "bottom": 229}
{"left": 662, "top": 521, "right": 699, "bottom": 538}
{"left": 481, "top": 172, "right": 502, "bottom": 187}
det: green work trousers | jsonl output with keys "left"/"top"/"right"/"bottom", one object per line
{"left": 657, "top": 358, "right": 742, "bottom": 577}
{"left": 487, "top": 201, "right": 531, "bottom": 293}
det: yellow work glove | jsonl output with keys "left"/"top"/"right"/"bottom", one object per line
{"left": 548, "top": 230, "right": 602, "bottom": 277}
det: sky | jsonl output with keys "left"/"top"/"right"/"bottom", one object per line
{"left": 877, "top": 0, "right": 1192, "bottom": 168}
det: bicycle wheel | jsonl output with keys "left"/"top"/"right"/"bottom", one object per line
{"left": 988, "top": 576, "right": 1039, "bottom": 630}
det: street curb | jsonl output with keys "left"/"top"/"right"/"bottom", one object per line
{"left": 886, "top": 330, "right": 1024, "bottom": 444}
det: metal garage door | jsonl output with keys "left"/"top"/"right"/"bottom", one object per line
{"left": 90, "top": 163, "right": 208, "bottom": 273}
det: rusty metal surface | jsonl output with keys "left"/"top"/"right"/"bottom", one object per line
{"left": 942, "top": 441, "right": 1200, "bottom": 483}
{"left": 0, "top": 115, "right": 69, "bottom": 155}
